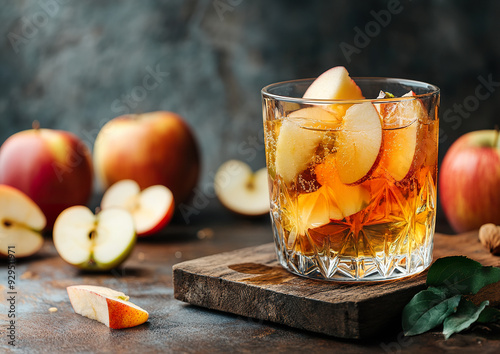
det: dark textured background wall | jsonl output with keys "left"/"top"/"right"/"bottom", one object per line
{"left": 1, "top": 0, "right": 499, "bottom": 194}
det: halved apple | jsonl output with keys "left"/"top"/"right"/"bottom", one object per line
{"left": 275, "top": 108, "right": 340, "bottom": 185}
{"left": 53, "top": 206, "right": 136, "bottom": 271}
{"left": 101, "top": 179, "right": 174, "bottom": 236}
{"left": 303, "top": 66, "right": 364, "bottom": 116}
{"left": 336, "top": 102, "right": 383, "bottom": 184}
{"left": 377, "top": 91, "right": 423, "bottom": 181}
{"left": 67, "top": 285, "right": 148, "bottom": 329}
{"left": 214, "top": 160, "right": 269, "bottom": 216}
{"left": 0, "top": 185, "right": 45, "bottom": 257}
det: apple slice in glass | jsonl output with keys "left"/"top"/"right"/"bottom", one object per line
{"left": 336, "top": 102, "right": 383, "bottom": 185}
{"left": 215, "top": 160, "right": 269, "bottom": 216}
{"left": 101, "top": 179, "right": 175, "bottom": 237}
{"left": 303, "top": 66, "right": 364, "bottom": 116}
{"left": 0, "top": 185, "right": 45, "bottom": 257}
{"left": 377, "top": 91, "right": 423, "bottom": 181}
{"left": 275, "top": 108, "right": 340, "bottom": 185}
{"left": 53, "top": 206, "right": 136, "bottom": 271}
{"left": 67, "top": 285, "right": 148, "bottom": 329}
{"left": 315, "top": 155, "right": 371, "bottom": 217}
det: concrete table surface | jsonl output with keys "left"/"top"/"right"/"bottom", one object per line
{"left": 1, "top": 206, "right": 499, "bottom": 353}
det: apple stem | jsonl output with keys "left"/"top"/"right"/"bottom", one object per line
{"left": 494, "top": 125, "right": 499, "bottom": 148}
{"left": 32, "top": 120, "right": 40, "bottom": 130}
{"left": 95, "top": 207, "right": 101, "bottom": 215}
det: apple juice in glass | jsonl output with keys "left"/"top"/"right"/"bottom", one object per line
{"left": 262, "top": 67, "right": 440, "bottom": 281}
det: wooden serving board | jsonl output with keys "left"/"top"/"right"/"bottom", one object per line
{"left": 173, "top": 232, "right": 500, "bottom": 339}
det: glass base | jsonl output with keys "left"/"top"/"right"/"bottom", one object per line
{"left": 272, "top": 222, "right": 433, "bottom": 282}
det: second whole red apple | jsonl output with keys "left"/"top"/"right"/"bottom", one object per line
{"left": 93, "top": 111, "right": 200, "bottom": 205}
{"left": 439, "top": 129, "right": 500, "bottom": 233}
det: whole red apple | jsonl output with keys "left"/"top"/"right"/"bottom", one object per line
{"left": 93, "top": 111, "right": 200, "bottom": 204}
{"left": 439, "top": 129, "right": 500, "bottom": 233}
{"left": 0, "top": 124, "right": 93, "bottom": 228}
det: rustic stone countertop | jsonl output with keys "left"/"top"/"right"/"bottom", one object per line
{"left": 1, "top": 205, "right": 499, "bottom": 353}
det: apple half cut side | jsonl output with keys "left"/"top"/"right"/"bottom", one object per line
{"left": 67, "top": 285, "right": 148, "bottom": 329}
{"left": 0, "top": 185, "right": 46, "bottom": 257}
{"left": 53, "top": 206, "right": 136, "bottom": 271}
{"left": 215, "top": 160, "right": 270, "bottom": 216}
{"left": 377, "top": 91, "right": 423, "bottom": 181}
{"left": 100, "top": 179, "right": 174, "bottom": 237}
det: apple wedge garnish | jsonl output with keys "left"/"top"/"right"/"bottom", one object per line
{"left": 53, "top": 206, "right": 136, "bottom": 271}
{"left": 67, "top": 285, "right": 148, "bottom": 329}
{"left": 101, "top": 179, "right": 174, "bottom": 236}
{"left": 0, "top": 185, "right": 45, "bottom": 257}
{"left": 336, "top": 102, "right": 383, "bottom": 184}
{"left": 215, "top": 160, "right": 269, "bottom": 216}
{"left": 303, "top": 66, "right": 364, "bottom": 116}
{"left": 377, "top": 91, "right": 423, "bottom": 181}
{"left": 275, "top": 108, "right": 340, "bottom": 185}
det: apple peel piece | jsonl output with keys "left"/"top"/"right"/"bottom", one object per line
{"left": 336, "top": 102, "right": 383, "bottom": 185}
{"left": 215, "top": 160, "right": 269, "bottom": 216}
{"left": 101, "top": 179, "right": 175, "bottom": 236}
{"left": 54, "top": 206, "right": 136, "bottom": 270}
{"left": 67, "top": 285, "right": 148, "bottom": 329}
{"left": 0, "top": 185, "right": 45, "bottom": 257}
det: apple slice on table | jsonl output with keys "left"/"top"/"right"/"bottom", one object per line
{"left": 275, "top": 108, "right": 340, "bottom": 185}
{"left": 53, "top": 206, "right": 136, "bottom": 271}
{"left": 67, "top": 285, "right": 148, "bottom": 329}
{"left": 101, "top": 179, "right": 174, "bottom": 236}
{"left": 336, "top": 102, "right": 383, "bottom": 185}
{"left": 0, "top": 185, "right": 45, "bottom": 257}
{"left": 215, "top": 160, "right": 269, "bottom": 216}
{"left": 303, "top": 66, "right": 364, "bottom": 116}
{"left": 377, "top": 91, "right": 423, "bottom": 181}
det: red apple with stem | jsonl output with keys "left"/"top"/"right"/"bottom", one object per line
{"left": 0, "top": 122, "right": 93, "bottom": 228}
{"left": 439, "top": 128, "right": 500, "bottom": 233}
{"left": 93, "top": 111, "right": 200, "bottom": 204}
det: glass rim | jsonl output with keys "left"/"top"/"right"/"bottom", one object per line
{"left": 261, "top": 77, "right": 440, "bottom": 104}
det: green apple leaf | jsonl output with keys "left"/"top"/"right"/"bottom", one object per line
{"left": 443, "top": 299, "right": 489, "bottom": 339}
{"left": 402, "top": 287, "right": 461, "bottom": 336}
{"left": 477, "top": 307, "right": 500, "bottom": 323}
{"left": 426, "top": 256, "right": 500, "bottom": 295}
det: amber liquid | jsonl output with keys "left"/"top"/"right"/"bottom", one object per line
{"left": 265, "top": 115, "right": 438, "bottom": 279}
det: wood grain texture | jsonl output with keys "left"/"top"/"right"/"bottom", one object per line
{"left": 173, "top": 232, "right": 500, "bottom": 339}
